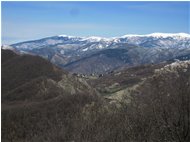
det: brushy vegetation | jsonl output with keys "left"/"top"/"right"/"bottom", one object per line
{"left": 2, "top": 67, "right": 190, "bottom": 142}
{"left": 2, "top": 50, "right": 190, "bottom": 142}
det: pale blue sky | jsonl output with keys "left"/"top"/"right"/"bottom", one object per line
{"left": 1, "top": 1, "right": 190, "bottom": 44}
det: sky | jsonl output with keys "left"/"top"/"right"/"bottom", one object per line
{"left": 1, "top": 1, "right": 190, "bottom": 44}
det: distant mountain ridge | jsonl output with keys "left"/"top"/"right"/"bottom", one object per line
{"left": 5, "top": 33, "right": 190, "bottom": 74}
{"left": 11, "top": 33, "right": 190, "bottom": 50}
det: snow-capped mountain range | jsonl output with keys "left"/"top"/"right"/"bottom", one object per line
{"left": 3, "top": 33, "right": 190, "bottom": 74}
{"left": 10, "top": 33, "right": 190, "bottom": 51}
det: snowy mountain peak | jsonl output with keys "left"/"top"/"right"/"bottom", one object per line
{"left": 58, "top": 35, "right": 78, "bottom": 38}
{"left": 122, "top": 33, "right": 190, "bottom": 38}
{"left": 1, "top": 45, "right": 14, "bottom": 50}
{"left": 57, "top": 33, "right": 190, "bottom": 41}
{"left": 58, "top": 35, "right": 110, "bottom": 42}
{"left": 82, "top": 36, "right": 103, "bottom": 41}
{"left": 147, "top": 33, "right": 190, "bottom": 38}
{"left": 82, "top": 36, "right": 112, "bottom": 42}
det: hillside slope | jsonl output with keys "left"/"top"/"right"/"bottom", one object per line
{"left": 1, "top": 49, "right": 97, "bottom": 109}
{"left": 2, "top": 50, "right": 190, "bottom": 142}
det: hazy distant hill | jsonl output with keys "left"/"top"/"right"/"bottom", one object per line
{"left": 64, "top": 47, "right": 190, "bottom": 74}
